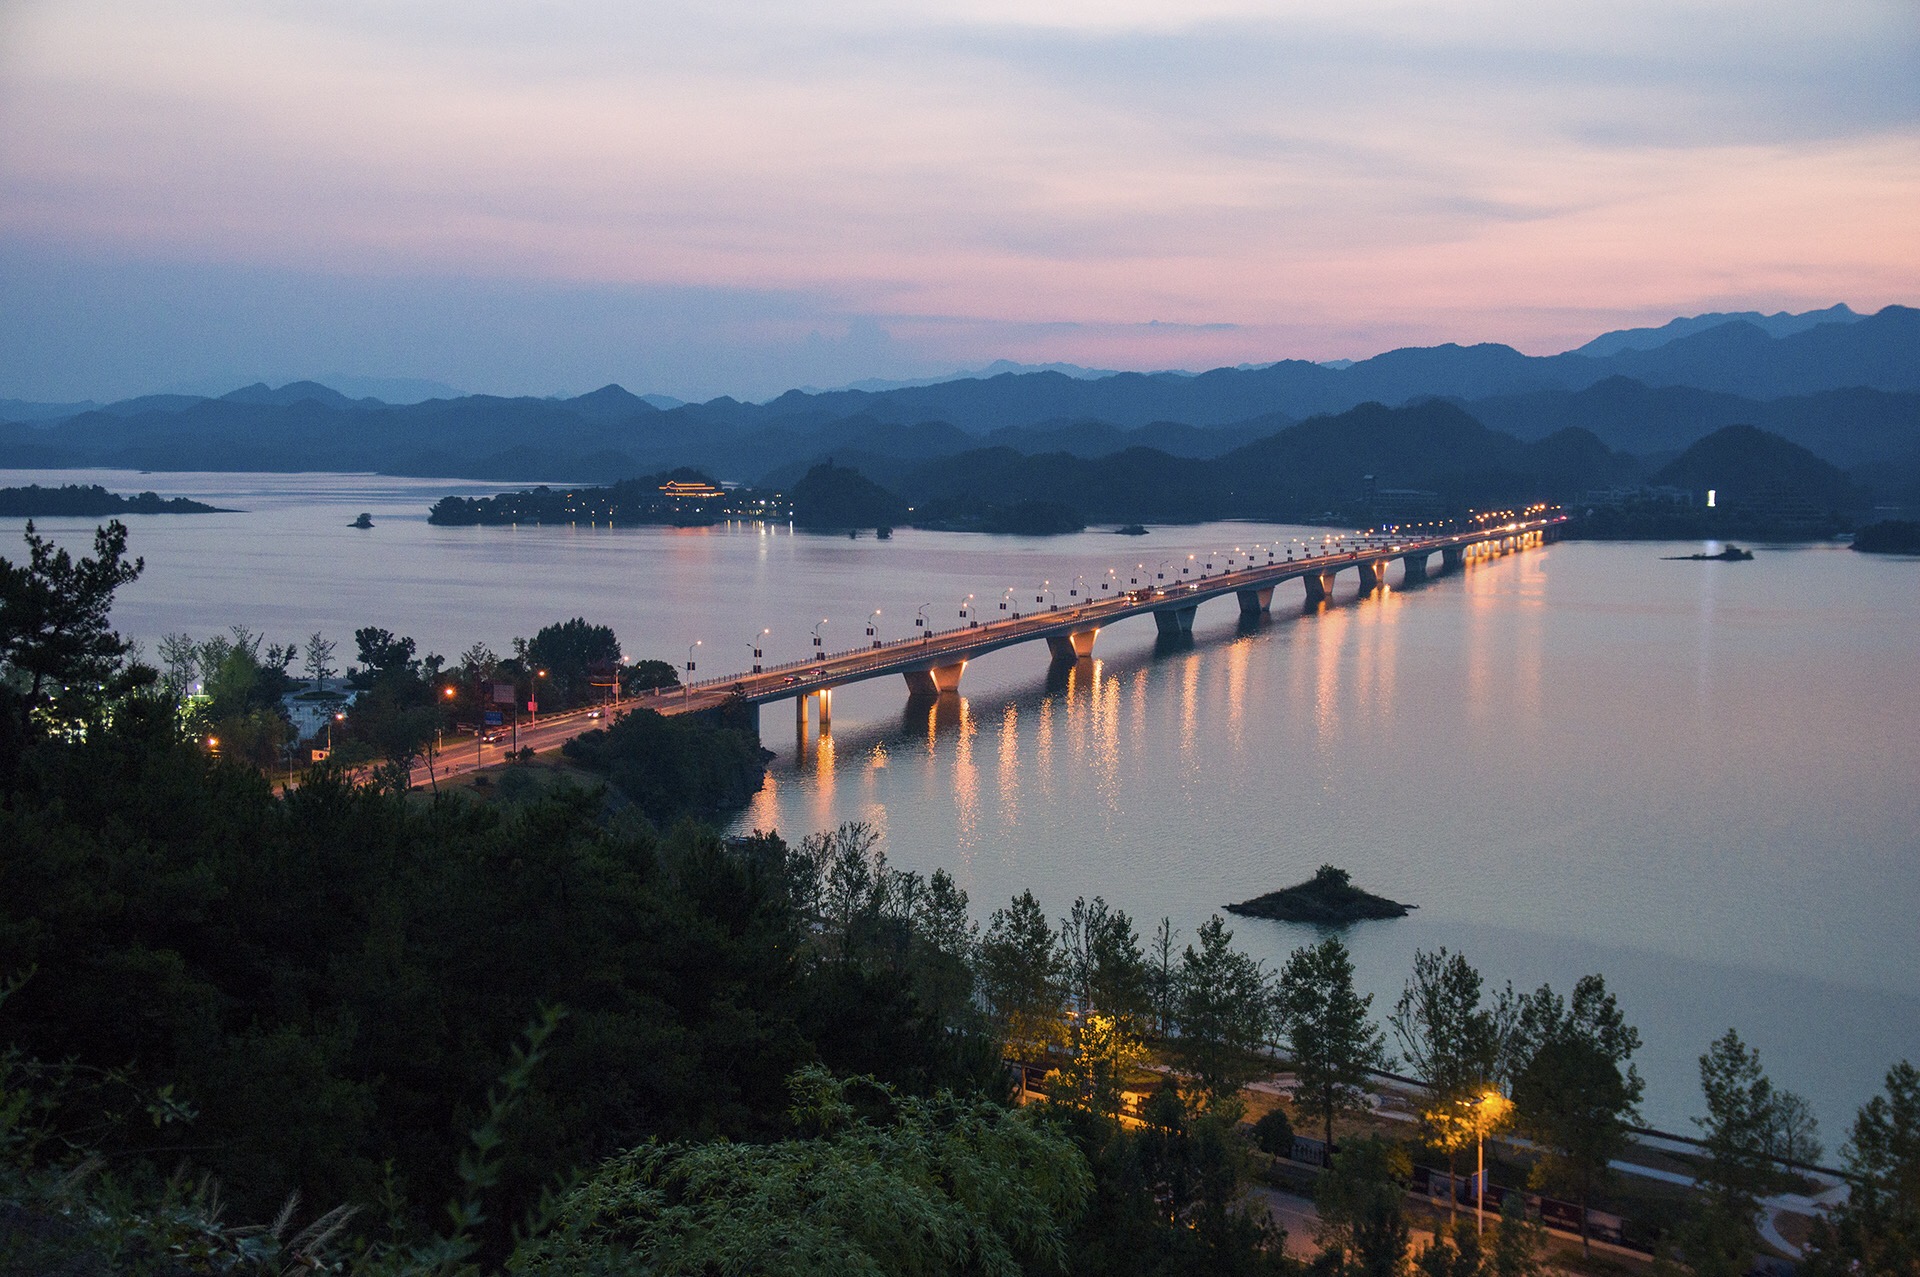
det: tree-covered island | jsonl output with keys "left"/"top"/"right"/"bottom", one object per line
{"left": 428, "top": 469, "right": 787, "bottom": 526}
{"left": 1225, "top": 864, "right": 1415, "bottom": 924}
{"left": 0, "top": 482, "right": 228, "bottom": 516}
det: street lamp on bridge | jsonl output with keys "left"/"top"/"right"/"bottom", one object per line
{"left": 747, "top": 628, "right": 769, "bottom": 674}
{"left": 812, "top": 618, "right": 829, "bottom": 660}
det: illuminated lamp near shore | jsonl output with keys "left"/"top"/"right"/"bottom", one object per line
{"left": 1707, "top": 489, "right": 1717, "bottom": 508}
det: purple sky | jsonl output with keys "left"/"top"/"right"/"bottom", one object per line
{"left": 1, "top": 0, "right": 1915, "bottom": 401}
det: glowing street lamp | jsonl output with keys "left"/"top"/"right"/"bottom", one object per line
{"left": 1459, "top": 1089, "right": 1514, "bottom": 1236}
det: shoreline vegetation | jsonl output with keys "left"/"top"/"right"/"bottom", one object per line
{"left": 1224, "top": 864, "right": 1415, "bottom": 924}
{"left": 0, "top": 482, "right": 228, "bottom": 516}
{"left": 1, "top": 517, "right": 1915, "bottom": 1277}
{"left": 1852, "top": 519, "right": 1920, "bottom": 554}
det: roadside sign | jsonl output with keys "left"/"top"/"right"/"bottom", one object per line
{"left": 527, "top": 700, "right": 537, "bottom": 712}
{"left": 311, "top": 748, "right": 330, "bottom": 762}
{"left": 484, "top": 710, "right": 504, "bottom": 726}
{"left": 492, "top": 683, "right": 516, "bottom": 704}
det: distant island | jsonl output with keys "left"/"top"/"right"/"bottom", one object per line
{"left": 1115, "top": 523, "right": 1149, "bottom": 536}
{"left": 428, "top": 469, "right": 786, "bottom": 527}
{"left": 1224, "top": 865, "right": 1414, "bottom": 924}
{"left": 350, "top": 512, "right": 374, "bottom": 529}
{"left": 1664, "top": 544, "right": 1754, "bottom": 561}
{"left": 0, "top": 483, "right": 227, "bottom": 517}
{"left": 1852, "top": 520, "right": 1920, "bottom": 554}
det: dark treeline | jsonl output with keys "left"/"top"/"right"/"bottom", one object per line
{"left": 2, "top": 522, "right": 1916, "bottom": 1276}
{"left": 0, "top": 483, "right": 228, "bottom": 517}
{"left": 443, "top": 403, "right": 1877, "bottom": 539}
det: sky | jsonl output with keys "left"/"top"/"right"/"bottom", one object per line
{"left": 0, "top": 0, "right": 1916, "bottom": 403}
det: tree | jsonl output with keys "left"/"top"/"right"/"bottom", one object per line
{"left": 1392, "top": 949, "right": 1511, "bottom": 1216}
{"left": 156, "top": 632, "right": 199, "bottom": 697}
{"left": 621, "top": 658, "right": 679, "bottom": 695}
{"left": 1803, "top": 1060, "right": 1920, "bottom": 1277}
{"left": 1489, "top": 1192, "right": 1546, "bottom": 1277}
{"left": 979, "top": 891, "right": 1065, "bottom": 1058}
{"left": 525, "top": 618, "right": 621, "bottom": 708}
{"left": 352, "top": 626, "right": 417, "bottom": 683}
{"left": 1686, "top": 1028, "right": 1788, "bottom": 1277}
{"left": 1051, "top": 1012, "right": 1148, "bottom": 1120}
{"left": 1174, "top": 916, "right": 1277, "bottom": 1108}
{"left": 513, "top": 1066, "right": 1093, "bottom": 1276}
{"left": 1315, "top": 1136, "right": 1412, "bottom": 1277}
{"left": 0, "top": 519, "right": 145, "bottom": 730}
{"left": 1510, "top": 1035, "right": 1634, "bottom": 1255}
{"left": 1147, "top": 917, "right": 1180, "bottom": 1038}
{"left": 1765, "top": 1090, "right": 1823, "bottom": 1167}
{"left": 1277, "top": 935, "right": 1387, "bottom": 1151}
{"left": 303, "top": 631, "right": 337, "bottom": 690}
{"left": 1415, "top": 1216, "right": 1483, "bottom": 1277}
{"left": 1060, "top": 896, "right": 1151, "bottom": 1027}
{"left": 1506, "top": 974, "right": 1643, "bottom": 1108}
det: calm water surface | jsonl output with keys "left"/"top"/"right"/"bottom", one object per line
{"left": 11, "top": 468, "right": 1918, "bottom": 1137}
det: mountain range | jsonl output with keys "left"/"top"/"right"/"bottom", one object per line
{"left": 2, "top": 305, "right": 1914, "bottom": 507}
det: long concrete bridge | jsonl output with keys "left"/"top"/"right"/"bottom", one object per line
{"left": 650, "top": 514, "right": 1568, "bottom": 734}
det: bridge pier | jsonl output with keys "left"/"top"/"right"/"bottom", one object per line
{"left": 1152, "top": 605, "right": 1197, "bottom": 636}
{"left": 1236, "top": 586, "right": 1274, "bottom": 617}
{"left": 1302, "top": 570, "right": 1339, "bottom": 603}
{"left": 1356, "top": 559, "right": 1385, "bottom": 590}
{"left": 903, "top": 660, "right": 967, "bottom": 697}
{"left": 1441, "top": 545, "right": 1464, "bottom": 572}
{"left": 795, "top": 688, "right": 832, "bottom": 736}
{"left": 1044, "top": 628, "right": 1100, "bottom": 662}
{"left": 1401, "top": 552, "right": 1429, "bottom": 583}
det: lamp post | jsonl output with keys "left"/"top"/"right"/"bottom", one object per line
{"left": 747, "top": 628, "right": 769, "bottom": 674}
{"left": 959, "top": 594, "right": 974, "bottom": 626}
{"left": 866, "top": 609, "right": 883, "bottom": 649}
{"left": 684, "top": 641, "right": 701, "bottom": 703}
{"left": 812, "top": 618, "right": 829, "bottom": 660}
{"left": 1458, "top": 1090, "right": 1514, "bottom": 1237}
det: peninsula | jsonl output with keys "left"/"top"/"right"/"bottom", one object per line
{"left": 1224, "top": 864, "right": 1414, "bottom": 924}
{"left": 0, "top": 483, "right": 227, "bottom": 517}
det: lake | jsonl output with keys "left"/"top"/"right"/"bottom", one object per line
{"left": 9, "top": 467, "right": 1918, "bottom": 1139}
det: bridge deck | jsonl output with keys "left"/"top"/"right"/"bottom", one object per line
{"left": 640, "top": 516, "right": 1565, "bottom": 717}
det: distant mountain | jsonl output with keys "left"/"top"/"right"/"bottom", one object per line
{"left": 871, "top": 400, "right": 1641, "bottom": 525}
{"left": 820, "top": 360, "right": 1130, "bottom": 393}
{"left": 311, "top": 374, "right": 464, "bottom": 403}
{"left": 1653, "top": 424, "right": 1863, "bottom": 514}
{"left": 220, "top": 380, "right": 375, "bottom": 410}
{"left": 1462, "top": 378, "right": 1920, "bottom": 469}
{"left": 0, "top": 398, "right": 101, "bottom": 424}
{"left": 5, "top": 306, "right": 1914, "bottom": 500}
{"left": 1573, "top": 304, "right": 1860, "bottom": 357}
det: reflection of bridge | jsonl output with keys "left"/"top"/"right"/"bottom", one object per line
{"left": 653, "top": 515, "right": 1567, "bottom": 735}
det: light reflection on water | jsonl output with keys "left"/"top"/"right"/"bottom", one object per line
{"left": 9, "top": 468, "right": 1918, "bottom": 1135}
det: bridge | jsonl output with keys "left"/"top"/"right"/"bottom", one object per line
{"left": 649, "top": 513, "right": 1569, "bottom": 735}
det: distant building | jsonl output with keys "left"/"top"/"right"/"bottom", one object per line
{"left": 281, "top": 682, "right": 356, "bottom": 742}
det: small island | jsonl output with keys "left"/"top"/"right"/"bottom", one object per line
{"left": 1852, "top": 520, "right": 1920, "bottom": 555}
{"left": 0, "top": 483, "right": 227, "bottom": 517}
{"left": 1663, "top": 544, "right": 1754, "bottom": 561}
{"left": 1224, "top": 864, "right": 1414, "bottom": 924}
{"left": 1115, "top": 523, "right": 1149, "bottom": 536}
{"left": 350, "top": 512, "right": 374, "bottom": 529}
